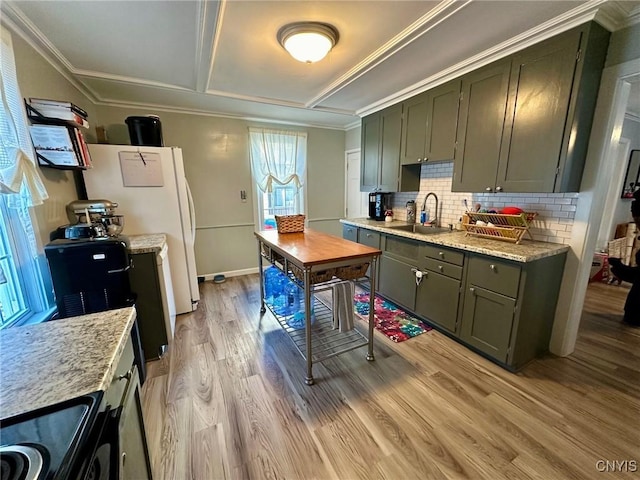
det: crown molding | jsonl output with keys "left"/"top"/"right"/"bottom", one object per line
{"left": 344, "top": 120, "right": 361, "bottom": 131}
{"left": 595, "top": 2, "right": 640, "bottom": 30}
{"left": 94, "top": 99, "right": 349, "bottom": 130}
{"left": 0, "top": 3, "right": 98, "bottom": 103}
{"left": 75, "top": 69, "right": 193, "bottom": 92}
{"left": 305, "top": 0, "right": 472, "bottom": 109}
{"left": 357, "top": 0, "right": 607, "bottom": 117}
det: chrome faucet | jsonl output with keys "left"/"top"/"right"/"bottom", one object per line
{"left": 421, "top": 192, "right": 439, "bottom": 227}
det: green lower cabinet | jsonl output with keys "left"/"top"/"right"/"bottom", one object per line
{"left": 343, "top": 225, "right": 358, "bottom": 242}
{"left": 415, "top": 271, "right": 461, "bottom": 334}
{"left": 459, "top": 285, "right": 516, "bottom": 362}
{"left": 357, "top": 229, "right": 381, "bottom": 279}
{"left": 378, "top": 255, "right": 416, "bottom": 311}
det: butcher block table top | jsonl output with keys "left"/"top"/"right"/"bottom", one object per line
{"left": 255, "top": 229, "right": 381, "bottom": 267}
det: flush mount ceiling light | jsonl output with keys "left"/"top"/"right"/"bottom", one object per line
{"left": 277, "top": 22, "right": 339, "bottom": 63}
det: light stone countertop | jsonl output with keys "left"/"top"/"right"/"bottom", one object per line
{"left": 127, "top": 233, "right": 167, "bottom": 254}
{"left": 341, "top": 218, "right": 569, "bottom": 263}
{"left": 0, "top": 307, "right": 136, "bottom": 420}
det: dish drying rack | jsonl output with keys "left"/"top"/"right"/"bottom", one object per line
{"left": 462, "top": 212, "right": 537, "bottom": 244}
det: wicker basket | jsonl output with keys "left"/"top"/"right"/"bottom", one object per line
{"left": 289, "top": 264, "right": 335, "bottom": 284}
{"left": 275, "top": 214, "right": 305, "bottom": 233}
{"left": 335, "top": 263, "right": 370, "bottom": 281}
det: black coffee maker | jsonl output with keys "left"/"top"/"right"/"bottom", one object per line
{"left": 368, "top": 192, "right": 391, "bottom": 221}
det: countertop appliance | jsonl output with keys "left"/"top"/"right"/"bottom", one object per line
{"left": 406, "top": 200, "right": 416, "bottom": 224}
{"left": 84, "top": 145, "right": 199, "bottom": 314}
{"left": 44, "top": 237, "right": 146, "bottom": 383}
{"left": 0, "top": 392, "right": 110, "bottom": 480}
{"left": 51, "top": 199, "right": 124, "bottom": 241}
{"left": 368, "top": 192, "right": 391, "bottom": 221}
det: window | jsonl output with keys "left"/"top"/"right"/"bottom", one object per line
{"left": 249, "top": 128, "right": 307, "bottom": 229}
{"left": 0, "top": 26, "right": 52, "bottom": 328}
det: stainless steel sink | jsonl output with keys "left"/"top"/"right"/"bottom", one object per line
{"left": 387, "top": 224, "right": 451, "bottom": 235}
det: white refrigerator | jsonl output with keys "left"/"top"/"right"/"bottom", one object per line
{"left": 84, "top": 144, "right": 199, "bottom": 314}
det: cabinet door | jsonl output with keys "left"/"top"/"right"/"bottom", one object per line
{"left": 459, "top": 286, "right": 515, "bottom": 362}
{"left": 425, "top": 79, "right": 461, "bottom": 162}
{"left": 415, "top": 270, "right": 461, "bottom": 333}
{"left": 497, "top": 30, "right": 581, "bottom": 193}
{"left": 129, "top": 253, "right": 168, "bottom": 360}
{"left": 119, "top": 367, "right": 152, "bottom": 480}
{"left": 452, "top": 60, "right": 511, "bottom": 193}
{"left": 343, "top": 225, "right": 358, "bottom": 242}
{"left": 378, "top": 255, "right": 416, "bottom": 311}
{"left": 400, "top": 92, "right": 429, "bottom": 165}
{"left": 361, "top": 114, "right": 380, "bottom": 192}
{"left": 378, "top": 104, "right": 402, "bottom": 192}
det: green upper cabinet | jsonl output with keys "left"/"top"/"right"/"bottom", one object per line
{"left": 400, "top": 80, "right": 461, "bottom": 165}
{"left": 360, "top": 104, "right": 402, "bottom": 192}
{"left": 425, "top": 79, "right": 461, "bottom": 162}
{"left": 361, "top": 114, "right": 381, "bottom": 192}
{"left": 453, "top": 22, "right": 609, "bottom": 193}
{"left": 400, "top": 92, "right": 429, "bottom": 165}
{"left": 452, "top": 60, "right": 511, "bottom": 193}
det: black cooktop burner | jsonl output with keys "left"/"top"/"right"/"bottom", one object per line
{"left": 0, "top": 445, "right": 46, "bottom": 480}
{"left": 0, "top": 392, "right": 102, "bottom": 480}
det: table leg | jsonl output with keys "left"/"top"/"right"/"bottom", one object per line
{"left": 258, "top": 240, "right": 266, "bottom": 314}
{"left": 304, "top": 268, "right": 314, "bottom": 385}
{"left": 367, "top": 256, "right": 377, "bottom": 362}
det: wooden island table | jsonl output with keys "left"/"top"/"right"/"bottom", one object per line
{"left": 255, "top": 228, "right": 381, "bottom": 385}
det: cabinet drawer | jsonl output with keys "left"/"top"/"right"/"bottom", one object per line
{"left": 385, "top": 235, "right": 419, "bottom": 260}
{"left": 358, "top": 229, "right": 381, "bottom": 249}
{"left": 419, "top": 244, "right": 464, "bottom": 266}
{"left": 421, "top": 257, "right": 463, "bottom": 280}
{"left": 467, "top": 256, "right": 521, "bottom": 297}
{"left": 343, "top": 225, "right": 358, "bottom": 242}
{"left": 105, "top": 335, "right": 134, "bottom": 408}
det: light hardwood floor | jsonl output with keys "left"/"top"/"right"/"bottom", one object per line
{"left": 142, "top": 276, "right": 639, "bottom": 480}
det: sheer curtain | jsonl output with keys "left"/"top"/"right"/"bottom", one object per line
{"left": 0, "top": 26, "right": 48, "bottom": 206}
{"left": 249, "top": 128, "right": 307, "bottom": 193}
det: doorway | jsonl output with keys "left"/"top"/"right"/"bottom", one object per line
{"left": 345, "top": 149, "right": 367, "bottom": 218}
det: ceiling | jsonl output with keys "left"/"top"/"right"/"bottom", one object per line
{"left": 1, "top": 0, "right": 639, "bottom": 129}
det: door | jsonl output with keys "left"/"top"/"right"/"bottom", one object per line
{"left": 426, "top": 79, "right": 461, "bottom": 162}
{"left": 378, "top": 255, "right": 416, "bottom": 311}
{"left": 379, "top": 104, "right": 402, "bottom": 192}
{"left": 459, "top": 285, "right": 515, "bottom": 362}
{"left": 415, "top": 270, "right": 461, "bottom": 333}
{"left": 497, "top": 30, "right": 581, "bottom": 192}
{"left": 361, "top": 114, "right": 380, "bottom": 192}
{"left": 346, "top": 150, "right": 367, "bottom": 218}
{"left": 452, "top": 60, "right": 511, "bottom": 192}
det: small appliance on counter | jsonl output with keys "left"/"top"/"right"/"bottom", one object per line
{"left": 406, "top": 200, "right": 416, "bottom": 223}
{"left": 368, "top": 192, "right": 392, "bottom": 221}
{"left": 50, "top": 199, "right": 124, "bottom": 241}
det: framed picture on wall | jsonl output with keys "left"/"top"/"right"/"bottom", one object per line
{"left": 622, "top": 149, "right": 640, "bottom": 198}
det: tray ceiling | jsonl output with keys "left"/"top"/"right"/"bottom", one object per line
{"left": 2, "top": 0, "right": 639, "bottom": 129}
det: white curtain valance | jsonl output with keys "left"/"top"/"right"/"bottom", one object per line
{"left": 249, "top": 127, "right": 307, "bottom": 193}
{"left": 0, "top": 27, "right": 48, "bottom": 206}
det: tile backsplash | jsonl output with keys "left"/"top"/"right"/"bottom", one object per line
{"left": 391, "top": 161, "right": 577, "bottom": 244}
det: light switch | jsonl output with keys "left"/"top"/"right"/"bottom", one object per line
{"left": 240, "top": 190, "right": 247, "bottom": 202}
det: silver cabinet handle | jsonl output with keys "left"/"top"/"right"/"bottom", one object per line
{"left": 470, "top": 287, "right": 475, "bottom": 293}
{"left": 496, "top": 186, "right": 503, "bottom": 192}
{"left": 485, "top": 186, "right": 493, "bottom": 192}
{"left": 438, "top": 265, "right": 444, "bottom": 271}
{"left": 490, "top": 264, "right": 496, "bottom": 271}
{"left": 366, "top": 233, "right": 372, "bottom": 237}
{"left": 438, "top": 252, "right": 444, "bottom": 257}
{"left": 118, "top": 369, "right": 132, "bottom": 381}
{"left": 122, "top": 452, "right": 126, "bottom": 466}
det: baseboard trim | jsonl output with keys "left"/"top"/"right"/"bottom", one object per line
{"left": 199, "top": 267, "right": 259, "bottom": 282}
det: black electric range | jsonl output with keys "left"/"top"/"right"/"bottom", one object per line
{"left": 0, "top": 391, "right": 109, "bottom": 480}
